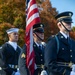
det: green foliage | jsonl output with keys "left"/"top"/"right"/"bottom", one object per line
{"left": 14, "top": 16, "right": 23, "bottom": 27}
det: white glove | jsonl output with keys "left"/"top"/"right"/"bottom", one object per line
{"left": 70, "top": 71, "right": 75, "bottom": 75}
{"left": 15, "top": 71, "right": 20, "bottom": 75}
{"left": 72, "top": 64, "right": 75, "bottom": 72}
{"left": 40, "top": 70, "right": 48, "bottom": 75}
{"left": 70, "top": 64, "right": 75, "bottom": 75}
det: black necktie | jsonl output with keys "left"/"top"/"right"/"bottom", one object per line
{"left": 39, "top": 45, "right": 42, "bottom": 50}
{"left": 67, "top": 37, "right": 70, "bottom": 44}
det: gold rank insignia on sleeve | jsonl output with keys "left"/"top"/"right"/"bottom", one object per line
{"left": 21, "top": 53, "right": 26, "bottom": 58}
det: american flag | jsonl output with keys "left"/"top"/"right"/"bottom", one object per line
{"left": 26, "top": 0, "right": 40, "bottom": 75}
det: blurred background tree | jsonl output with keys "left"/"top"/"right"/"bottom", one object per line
{"left": 0, "top": 0, "right": 25, "bottom": 47}
{"left": 38, "top": 0, "right": 59, "bottom": 41}
{"left": 0, "top": 0, "right": 75, "bottom": 47}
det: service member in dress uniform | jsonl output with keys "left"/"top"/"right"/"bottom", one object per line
{"left": 0, "top": 28, "right": 21, "bottom": 75}
{"left": 44, "top": 11, "right": 75, "bottom": 75}
{"left": 18, "top": 23, "right": 45, "bottom": 75}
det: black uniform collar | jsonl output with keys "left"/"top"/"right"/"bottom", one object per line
{"left": 60, "top": 31, "right": 69, "bottom": 39}
{"left": 57, "top": 32, "right": 69, "bottom": 45}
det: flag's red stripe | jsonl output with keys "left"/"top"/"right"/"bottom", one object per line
{"left": 27, "top": 8, "right": 39, "bottom": 20}
{"left": 28, "top": 0, "right": 36, "bottom": 10}
{"left": 27, "top": 49, "right": 35, "bottom": 65}
{"left": 29, "top": 59, "right": 35, "bottom": 75}
{"left": 26, "top": 17, "right": 40, "bottom": 33}
{"left": 26, "top": 32, "right": 30, "bottom": 66}
{"left": 30, "top": 0, "right": 36, "bottom": 6}
{"left": 27, "top": 0, "right": 36, "bottom": 14}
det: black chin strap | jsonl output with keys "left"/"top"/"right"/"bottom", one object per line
{"left": 34, "top": 32, "right": 43, "bottom": 41}
{"left": 60, "top": 21, "right": 70, "bottom": 32}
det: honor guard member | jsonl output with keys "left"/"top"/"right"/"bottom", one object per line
{"left": 44, "top": 11, "right": 75, "bottom": 75}
{"left": 18, "top": 23, "right": 45, "bottom": 75}
{"left": 0, "top": 28, "right": 21, "bottom": 75}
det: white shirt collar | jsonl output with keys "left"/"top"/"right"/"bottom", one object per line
{"left": 35, "top": 42, "right": 42, "bottom": 47}
{"left": 8, "top": 41, "right": 17, "bottom": 50}
{"left": 60, "top": 31, "right": 69, "bottom": 39}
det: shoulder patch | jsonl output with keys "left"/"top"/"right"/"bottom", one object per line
{"left": 21, "top": 53, "right": 26, "bottom": 58}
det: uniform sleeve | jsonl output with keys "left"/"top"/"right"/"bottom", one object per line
{"left": 18, "top": 44, "right": 30, "bottom": 75}
{"left": 0, "top": 48, "right": 4, "bottom": 67}
{"left": 44, "top": 37, "right": 70, "bottom": 75}
{"left": 1, "top": 44, "right": 15, "bottom": 75}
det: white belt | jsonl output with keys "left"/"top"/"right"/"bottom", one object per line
{"left": 0, "top": 67, "right": 2, "bottom": 70}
